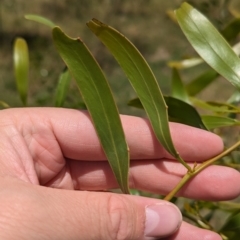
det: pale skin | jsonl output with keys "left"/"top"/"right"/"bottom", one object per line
{"left": 0, "top": 108, "right": 239, "bottom": 240}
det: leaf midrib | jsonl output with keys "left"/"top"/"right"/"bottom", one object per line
{"left": 182, "top": 6, "right": 240, "bottom": 84}
{"left": 105, "top": 30, "right": 173, "bottom": 154}
{"left": 70, "top": 40, "right": 124, "bottom": 186}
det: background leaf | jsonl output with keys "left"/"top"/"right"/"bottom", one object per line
{"left": 233, "top": 41, "right": 240, "bottom": 57}
{"left": 171, "top": 67, "right": 190, "bottom": 103}
{"left": 168, "top": 58, "right": 203, "bottom": 69}
{"left": 13, "top": 38, "right": 29, "bottom": 106}
{"left": 165, "top": 96, "right": 207, "bottom": 130}
{"left": 191, "top": 98, "right": 240, "bottom": 113}
{"left": 220, "top": 210, "right": 240, "bottom": 239}
{"left": 25, "top": 14, "right": 55, "bottom": 28}
{"left": 54, "top": 68, "right": 71, "bottom": 107}
{"left": 186, "top": 69, "right": 219, "bottom": 96}
{"left": 87, "top": 19, "right": 191, "bottom": 171}
{"left": 202, "top": 115, "right": 240, "bottom": 129}
{"left": 128, "top": 98, "right": 144, "bottom": 109}
{"left": 176, "top": 2, "right": 240, "bottom": 89}
{"left": 229, "top": 0, "right": 240, "bottom": 18}
{"left": 221, "top": 18, "right": 240, "bottom": 42}
{"left": 0, "top": 101, "right": 10, "bottom": 109}
{"left": 128, "top": 97, "right": 207, "bottom": 130}
{"left": 52, "top": 27, "right": 130, "bottom": 193}
{"left": 227, "top": 90, "right": 240, "bottom": 104}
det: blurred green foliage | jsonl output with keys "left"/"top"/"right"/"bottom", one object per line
{"left": 0, "top": 0, "right": 236, "bottom": 113}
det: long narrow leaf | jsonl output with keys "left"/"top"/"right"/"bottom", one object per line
{"left": 171, "top": 68, "right": 189, "bottom": 103}
{"left": 54, "top": 68, "right": 71, "bottom": 107}
{"left": 191, "top": 97, "right": 240, "bottom": 113}
{"left": 52, "top": 27, "right": 130, "bottom": 193}
{"left": 13, "top": 38, "right": 29, "bottom": 106}
{"left": 220, "top": 210, "right": 240, "bottom": 239}
{"left": 176, "top": 2, "right": 240, "bottom": 89}
{"left": 128, "top": 98, "right": 144, "bottom": 109}
{"left": 168, "top": 58, "right": 203, "bottom": 69}
{"left": 186, "top": 69, "right": 219, "bottom": 96}
{"left": 166, "top": 96, "right": 206, "bottom": 130}
{"left": 128, "top": 97, "right": 207, "bottom": 130}
{"left": 202, "top": 115, "right": 240, "bottom": 129}
{"left": 25, "top": 14, "right": 55, "bottom": 28}
{"left": 87, "top": 19, "right": 191, "bottom": 171}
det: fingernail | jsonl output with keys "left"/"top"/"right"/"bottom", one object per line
{"left": 144, "top": 203, "right": 182, "bottom": 238}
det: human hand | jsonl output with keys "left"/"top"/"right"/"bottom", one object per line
{"left": 0, "top": 108, "right": 239, "bottom": 240}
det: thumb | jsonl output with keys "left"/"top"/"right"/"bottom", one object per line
{"left": 2, "top": 181, "right": 182, "bottom": 240}
{"left": 30, "top": 185, "right": 182, "bottom": 239}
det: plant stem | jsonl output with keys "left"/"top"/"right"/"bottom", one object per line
{"left": 217, "top": 201, "right": 240, "bottom": 210}
{"left": 177, "top": 154, "right": 193, "bottom": 172}
{"left": 182, "top": 212, "right": 213, "bottom": 230}
{"left": 164, "top": 140, "right": 240, "bottom": 201}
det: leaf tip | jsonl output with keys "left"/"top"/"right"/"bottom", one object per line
{"left": 87, "top": 18, "right": 107, "bottom": 35}
{"left": 180, "top": 2, "right": 192, "bottom": 8}
{"left": 77, "top": 37, "right": 84, "bottom": 43}
{"left": 24, "top": 14, "right": 30, "bottom": 20}
{"left": 92, "top": 18, "right": 105, "bottom": 26}
{"left": 176, "top": 1, "right": 193, "bottom": 15}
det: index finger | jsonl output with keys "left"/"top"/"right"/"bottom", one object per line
{"left": 4, "top": 108, "right": 223, "bottom": 162}
{"left": 46, "top": 108, "right": 224, "bottom": 161}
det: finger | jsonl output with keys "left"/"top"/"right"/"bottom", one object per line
{"left": 68, "top": 160, "right": 240, "bottom": 200}
{"left": 52, "top": 109, "right": 224, "bottom": 161}
{"left": 3, "top": 108, "right": 223, "bottom": 161}
{"left": 1, "top": 178, "right": 182, "bottom": 240}
{"left": 163, "top": 222, "right": 222, "bottom": 240}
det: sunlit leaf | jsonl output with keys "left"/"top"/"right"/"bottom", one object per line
{"left": 52, "top": 27, "right": 130, "bottom": 193}
{"left": 191, "top": 98, "right": 240, "bottom": 113}
{"left": 168, "top": 58, "right": 203, "bottom": 69}
{"left": 128, "top": 97, "right": 207, "bottom": 130}
{"left": 25, "top": 14, "right": 55, "bottom": 28}
{"left": 171, "top": 68, "right": 189, "bottom": 103}
{"left": 176, "top": 2, "right": 240, "bottom": 89}
{"left": 54, "top": 68, "right": 71, "bottom": 107}
{"left": 202, "top": 115, "right": 240, "bottom": 129}
{"left": 186, "top": 69, "right": 219, "bottom": 96}
{"left": 87, "top": 19, "right": 191, "bottom": 171}
{"left": 13, "top": 38, "right": 29, "bottom": 106}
